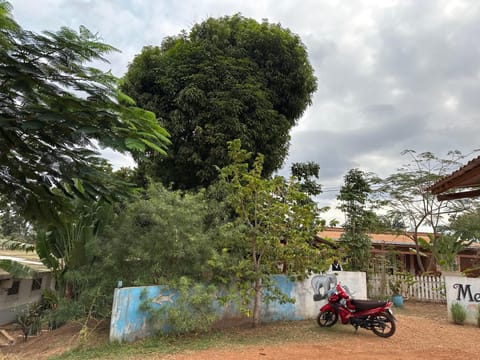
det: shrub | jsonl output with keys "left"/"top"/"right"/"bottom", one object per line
{"left": 450, "top": 303, "right": 466, "bottom": 325}
{"left": 15, "top": 302, "right": 43, "bottom": 341}
{"left": 477, "top": 304, "right": 480, "bottom": 328}
{"left": 140, "top": 277, "right": 219, "bottom": 336}
{"left": 43, "top": 297, "right": 84, "bottom": 330}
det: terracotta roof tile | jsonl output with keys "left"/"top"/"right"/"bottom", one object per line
{"left": 317, "top": 227, "right": 480, "bottom": 248}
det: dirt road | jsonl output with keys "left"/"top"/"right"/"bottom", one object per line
{"left": 2, "top": 302, "right": 479, "bottom": 360}
{"left": 158, "top": 313, "right": 479, "bottom": 360}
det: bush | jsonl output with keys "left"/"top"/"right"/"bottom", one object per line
{"left": 477, "top": 304, "right": 480, "bottom": 328}
{"left": 43, "top": 297, "right": 84, "bottom": 330}
{"left": 140, "top": 277, "right": 219, "bottom": 336}
{"left": 15, "top": 302, "right": 43, "bottom": 341}
{"left": 450, "top": 303, "right": 466, "bottom": 325}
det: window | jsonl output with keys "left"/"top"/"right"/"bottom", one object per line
{"left": 31, "top": 278, "right": 42, "bottom": 291}
{"left": 7, "top": 280, "right": 20, "bottom": 295}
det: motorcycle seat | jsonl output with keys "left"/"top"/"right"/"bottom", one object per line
{"left": 350, "top": 299, "right": 389, "bottom": 310}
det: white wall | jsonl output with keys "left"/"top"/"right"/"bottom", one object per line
{"left": 285, "top": 271, "right": 367, "bottom": 320}
{"left": 0, "top": 273, "right": 55, "bottom": 325}
{"left": 445, "top": 275, "right": 480, "bottom": 326}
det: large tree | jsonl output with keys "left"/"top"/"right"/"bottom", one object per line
{"left": 0, "top": 1, "right": 170, "bottom": 222}
{"left": 376, "top": 150, "right": 475, "bottom": 273}
{"left": 122, "top": 14, "right": 317, "bottom": 190}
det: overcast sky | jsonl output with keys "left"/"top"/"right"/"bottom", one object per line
{"left": 9, "top": 0, "right": 480, "bottom": 223}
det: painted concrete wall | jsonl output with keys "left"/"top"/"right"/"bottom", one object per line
{"left": 0, "top": 273, "right": 55, "bottom": 325}
{"left": 110, "top": 271, "right": 367, "bottom": 343}
{"left": 445, "top": 275, "right": 480, "bottom": 325}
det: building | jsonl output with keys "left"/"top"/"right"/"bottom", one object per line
{"left": 317, "top": 227, "right": 480, "bottom": 276}
{"left": 427, "top": 155, "right": 480, "bottom": 200}
{"left": 0, "top": 250, "right": 55, "bottom": 325}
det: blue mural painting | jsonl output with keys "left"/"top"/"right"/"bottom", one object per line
{"left": 110, "top": 272, "right": 366, "bottom": 343}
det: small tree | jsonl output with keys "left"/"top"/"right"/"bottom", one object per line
{"left": 337, "top": 168, "right": 375, "bottom": 271}
{"left": 219, "top": 140, "right": 330, "bottom": 327}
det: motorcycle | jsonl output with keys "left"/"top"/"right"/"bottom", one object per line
{"left": 314, "top": 281, "right": 396, "bottom": 338}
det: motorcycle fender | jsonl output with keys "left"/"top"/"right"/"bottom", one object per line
{"left": 319, "top": 303, "right": 335, "bottom": 312}
{"left": 387, "top": 308, "right": 397, "bottom": 321}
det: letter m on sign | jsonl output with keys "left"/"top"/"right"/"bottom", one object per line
{"left": 454, "top": 283, "right": 473, "bottom": 301}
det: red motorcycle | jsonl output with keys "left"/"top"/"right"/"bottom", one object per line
{"left": 314, "top": 281, "right": 396, "bottom": 338}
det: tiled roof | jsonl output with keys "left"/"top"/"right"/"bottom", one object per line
{"left": 318, "top": 227, "right": 421, "bottom": 245}
{"left": 317, "top": 227, "right": 480, "bottom": 248}
{"left": 427, "top": 155, "right": 480, "bottom": 199}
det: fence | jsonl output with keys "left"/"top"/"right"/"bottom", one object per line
{"left": 368, "top": 274, "right": 446, "bottom": 303}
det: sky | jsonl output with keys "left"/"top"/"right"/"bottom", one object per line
{"left": 9, "top": 0, "right": 480, "bottom": 224}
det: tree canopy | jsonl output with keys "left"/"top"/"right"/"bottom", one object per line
{"left": 376, "top": 150, "right": 474, "bottom": 273}
{"left": 122, "top": 14, "right": 317, "bottom": 189}
{"left": 337, "top": 168, "right": 375, "bottom": 271}
{"left": 0, "top": 1, "right": 170, "bottom": 221}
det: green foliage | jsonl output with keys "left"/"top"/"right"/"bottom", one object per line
{"left": 447, "top": 206, "right": 480, "bottom": 243}
{"left": 122, "top": 14, "right": 317, "bottom": 190}
{"left": 139, "top": 277, "right": 218, "bottom": 335}
{"left": 15, "top": 302, "right": 43, "bottom": 341}
{"left": 450, "top": 302, "right": 466, "bottom": 325}
{"left": 290, "top": 162, "right": 322, "bottom": 199}
{"left": 376, "top": 150, "right": 475, "bottom": 273}
{"left": 477, "top": 304, "right": 480, "bottom": 327}
{"left": 388, "top": 273, "right": 416, "bottom": 296}
{"left": 337, "top": 168, "right": 375, "bottom": 271}
{"left": 35, "top": 199, "right": 113, "bottom": 300}
{"left": 43, "top": 297, "right": 85, "bottom": 330}
{"left": 218, "top": 139, "right": 330, "bottom": 326}
{"left": 0, "top": 238, "right": 35, "bottom": 252}
{"left": 0, "top": 197, "right": 35, "bottom": 242}
{"left": 419, "top": 233, "right": 469, "bottom": 272}
{"left": 101, "top": 183, "right": 222, "bottom": 286}
{"left": 0, "top": 259, "right": 36, "bottom": 277}
{"left": 0, "top": 2, "right": 170, "bottom": 222}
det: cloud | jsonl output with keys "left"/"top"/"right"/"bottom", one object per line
{"left": 9, "top": 0, "right": 480, "bottom": 223}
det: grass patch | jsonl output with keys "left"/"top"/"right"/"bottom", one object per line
{"left": 50, "top": 320, "right": 343, "bottom": 360}
{"left": 27, "top": 301, "right": 448, "bottom": 360}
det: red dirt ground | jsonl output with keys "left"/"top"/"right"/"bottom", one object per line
{"left": 1, "top": 302, "right": 479, "bottom": 360}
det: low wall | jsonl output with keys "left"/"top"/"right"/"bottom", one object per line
{"left": 445, "top": 275, "right": 480, "bottom": 325}
{"left": 110, "top": 271, "right": 366, "bottom": 343}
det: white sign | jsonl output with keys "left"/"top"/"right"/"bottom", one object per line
{"left": 445, "top": 275, "right": 480, "bottom": 326}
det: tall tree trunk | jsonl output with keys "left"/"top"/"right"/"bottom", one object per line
{"left": 252, "top": 278, "right": 262, "bottom": 328}
{"left": 412, "top": 231, "right": 426, "bottom": 274}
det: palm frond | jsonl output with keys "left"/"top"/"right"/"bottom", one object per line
{"left": 0, "top": 238, "right": 35, "bottom": 252}
{"left": 0, "top": 259, "right": 37, "bottom": 278}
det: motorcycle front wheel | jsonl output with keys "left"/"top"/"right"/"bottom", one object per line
{"left": 371, "top": 311, "right": 396, "bottom": 338}
{"left": 316, "top": 310, "right": 338, "bottom": 327}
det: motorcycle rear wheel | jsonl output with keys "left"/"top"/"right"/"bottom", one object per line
{"left": 316, "top": 310, "right": 338, "bottom": 327}
{"left": 371, "top": 311, "right": 396, "bottom": 338}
